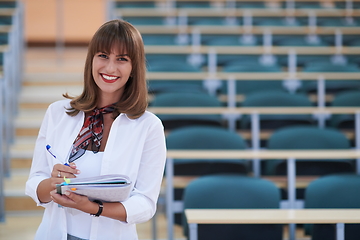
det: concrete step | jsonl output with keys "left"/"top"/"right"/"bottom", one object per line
{"left": 10, "top": 136, "right": 35, "bottom": 168}
{"left": 18, "top": 85, "right": 82, "bottom": 107}
{"left": 4, "top": 169, "right": 42, "bottom": 212}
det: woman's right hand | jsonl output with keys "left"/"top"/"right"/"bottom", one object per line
{"left": 49, "top": 163, "right": 80, "bottom": 189}
{"left": 37, "top": 162, "right": 80, "bottom": 203}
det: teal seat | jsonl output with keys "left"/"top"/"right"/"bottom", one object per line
{"left": 166, "top": 126, "right": 250, "bottom": 225}
{"left": 274, "top": 36, "right": 329, "bottom": 46}
{"left": 236, "top": 2, "right": 266, "bottom": 8}
{"left": 329, "top": 90, "right": 360, "bottom": 129}
{"left": 176, "top": 1, "right": 211, "bottom": 8}
{"left": 264, "top": 126, "right": 355, "bottom": 176}
{"left": 240, "top": 90, "right": 314, "bottom": 130}
{"left": 150, "top": 92, "right": 223, "bottom": 130}
{"left": 302, "top": 63, "right": 360, "bottom": 94}
{"left": 223, "top": 61, "right": 282, "bottom": 72}
{"left": 204, "top": 36, "right": 244, "bottom": 46}
{"left": 303, "top": 63, "right": 360, "bottom": 72}
{"left": 148, "top": 80, "right": 205, "bottom": 95}
{"left": 304, "top": 174, "right": 360, "bottom": 240}
{"left": 166, "top": 126, "right": 250, "bottom": 175}
{"left": 254, "top": 17, "right": 301, "bottom": 26}
{"left": 182, "top": 175, "right": 282, "bottom": 240}
{"left": 123, "top": 17, "right": 164, "bottom": 26}
{"left": 116, "top": 1, "right": 155, "bottom": 8}
{"left": 189, "top": 17, "right": 227, "bottom": 26}
{"left": 142, "top": 34, "right": 177, "bottom": 45}
{"left": 146, "top": 54, "right": 204, "bottom": 94}
{"left": 147, "top": 60, "right": 202, "bottom": 72}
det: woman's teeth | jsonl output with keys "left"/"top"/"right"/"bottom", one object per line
{"left": 102, "top": 74, "right": 118, "bottom": 80}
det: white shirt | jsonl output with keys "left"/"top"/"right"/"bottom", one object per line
{"left": 66, "top": 150, "right": 103, "bottom": 239}
{"left": 25, "top": 99, "right": 167, "bottom": 240}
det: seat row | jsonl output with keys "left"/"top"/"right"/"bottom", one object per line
{"left": 181, "top": 173, "right": 360, "bottom": 240}
{"left": 115, "top": 0, "right": 360, "bottom": 10}
{"left": 149, "top": 89, "right": 360, "bottom": 132}
{"left": 164, "top": 124, "right": 360, "bottom": 239}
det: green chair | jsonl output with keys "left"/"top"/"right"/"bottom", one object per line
{"left": 166, "top": 125, "right": 250, "bottom": 176}
{"left": 304, "top": 174, "right": 360, "bottom": 240}
{"left": 329, "top": 90, "right": 360, "bottom": 129}
{"left": 182, "top": 175, "right": 282, "bottom": 240}
{"left": 150, "top": 92, "right": 223, "bottom": 130}
{"left": 240, "top": 90, "right": 315, "bottom": 130}
{"left": 166, "top": 126, "right": 250, "bottom": 226}
{"left": 302, "top": 63, "right": 360, "bottom": 94}
{"left": 264, "top": 126, "right": 355, "bottom": 176}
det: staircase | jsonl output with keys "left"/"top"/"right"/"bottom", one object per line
{"left": 5, "top": 46, "right": 85, "bottom": 213}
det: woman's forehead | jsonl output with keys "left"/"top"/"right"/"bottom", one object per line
{"left": 97, "top": 44, "right": 128, "bottom": 55}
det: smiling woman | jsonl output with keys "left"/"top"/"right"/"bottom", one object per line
{"left": 25, "top": 19, "right": 167, "bottom": 240}
{"left": 92, "top": 49, "right": 132, "bottom": 105}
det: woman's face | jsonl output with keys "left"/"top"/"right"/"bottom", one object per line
{"left": 92, "top": 46, "right": 132, "bottom": 104}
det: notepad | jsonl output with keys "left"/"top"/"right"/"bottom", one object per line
{"left": 56, "top": 174, "right": 132, "bottom": 202}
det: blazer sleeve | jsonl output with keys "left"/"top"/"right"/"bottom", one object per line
{"left": 121, "top": 115, "right": 167, "bottom": 224}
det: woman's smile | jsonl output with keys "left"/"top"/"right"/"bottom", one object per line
{"left": 101, "top": 73, "right": 119, "bottom": 83}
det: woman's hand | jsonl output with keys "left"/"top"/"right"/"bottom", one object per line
{"left": 50, "top": 190, "right": 98, "bottom": 214}
{"left": 37, "top": 163, "right": 80, "bottom": 203}
{"left": 49, "top": 163, "right": 80, "bottom": 189}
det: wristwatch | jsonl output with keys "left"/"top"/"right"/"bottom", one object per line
{"left": 90, "top": 200, "right": 103, "bottom": 217}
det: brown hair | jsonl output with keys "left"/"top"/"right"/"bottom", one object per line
{"left": 63, "top": 19, "right": 148, "bottom": 119}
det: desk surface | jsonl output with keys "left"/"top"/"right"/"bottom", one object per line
{"left": 166, "top": 149, "right": 360, "bottom": 159}
{"left": 145, "top": 46, "right": 360, "bottom": 55}
{"left": 147, "top": 72, "right": 360, "bottom": 80}
{"left": 149, "top": 106, "right": 360, "bottom": 115}
{"left": 185, "top": 209, "right": 360, "bottom": 224}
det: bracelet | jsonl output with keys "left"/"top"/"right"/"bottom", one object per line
{"left": 90, "top": 200, "right": 103, "bottom": 217}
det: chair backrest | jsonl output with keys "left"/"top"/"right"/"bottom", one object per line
{"left": 240, "top": 90, "right": 314, "bottom": 129}
{"left": 303, "top": 63, "right": 360, "bottom": 72}
{"left": 166, "top": 125, "right": 249, "bottom": 175}
{"left": 330, "top": 90, "right": 360, "bottom": 129}
{"left": 151, "top": 92, "right": 223, "bottom": 130}
{"left": 182, "top": 175, "right": 282, "bottom": 240}
{"left": 264, "top": 126, "right": 354, "bottom": 175}
{"left": 304, "top": 174, "right": 360, "bottom": 240}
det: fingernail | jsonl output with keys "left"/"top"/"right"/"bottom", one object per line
{"left": 64, "top": 191, "right": 70, "bottom": 196}
{"left": 76, "top": 170, "right": 81, "bottom": 174}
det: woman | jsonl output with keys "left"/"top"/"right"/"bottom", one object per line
{"left": 25, "top": 19, "right": 167, "bottom": 240}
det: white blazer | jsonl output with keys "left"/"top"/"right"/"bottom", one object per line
{"left": 25, "top": 99, "right": 167, "bottom": 240}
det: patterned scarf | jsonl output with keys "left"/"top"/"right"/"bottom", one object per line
{"left": 69, "top": 104, "right": 115, "bottom": 162}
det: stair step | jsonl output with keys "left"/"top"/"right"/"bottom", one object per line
{"left": 4, "top": 169, "right": 41, "bottom": 212}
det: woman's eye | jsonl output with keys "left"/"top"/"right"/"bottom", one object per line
{"left": 99, "top": 54, "right": 108, "bottom": 58}
{"left": 118, "top": 57, "right": 128, "bottom": 61}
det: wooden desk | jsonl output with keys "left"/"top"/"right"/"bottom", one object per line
{"left": 145, "top": 45, "right": 360, "bottom": 55}
{"left": 149, "top": 106, "right": 360, "bottom": 115}
{"left": 118, "top": 8, "right": 360, "bottom": 18}
{"left": 185, "top": 209, "right": 360, "bottom": 240}
{"left": 146, "top": 72, "right": 360, "bottom": 80}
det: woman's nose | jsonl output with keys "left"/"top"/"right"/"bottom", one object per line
{"left": 105, "top": 60, "right": 117, "bottom": 73}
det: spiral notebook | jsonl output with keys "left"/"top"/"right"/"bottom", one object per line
{"left": 56, "top": 174, "right": 132, "bottom": 202}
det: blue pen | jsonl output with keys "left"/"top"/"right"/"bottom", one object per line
{"left": 46, "top": 145, "right": 70, "bottom": 166}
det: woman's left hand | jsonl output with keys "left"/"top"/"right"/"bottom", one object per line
{"left": 50, "top": 190, "right": 95, "bottom": 213}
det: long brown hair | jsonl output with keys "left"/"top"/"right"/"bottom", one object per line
{"left": 63, "top": 19, "right": 148, "bottom": 119}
